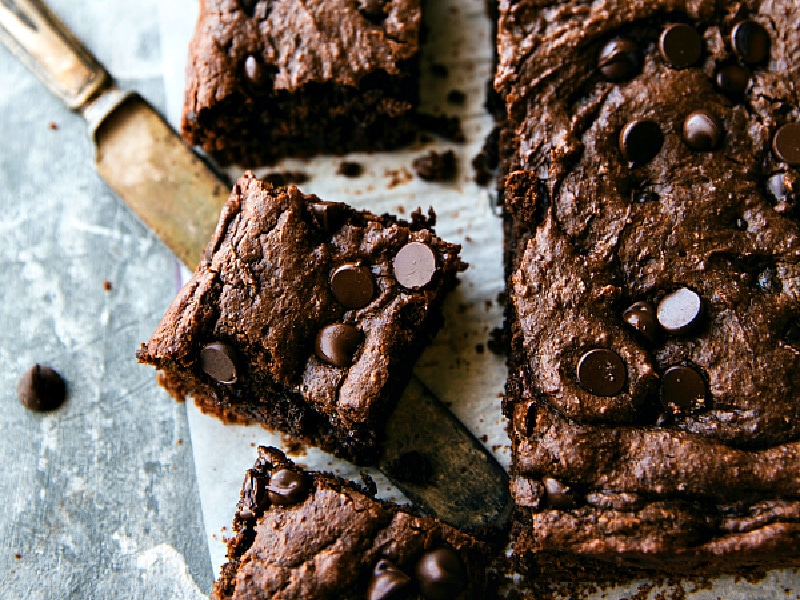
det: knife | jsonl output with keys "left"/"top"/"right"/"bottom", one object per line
{"left": 0, "top": 0, "right": 510, "bottom": 534}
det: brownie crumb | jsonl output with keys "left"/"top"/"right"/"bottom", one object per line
{"left": 446, "top": 89, "right": 466, "bottom": 106}
{"left": 48, "top": 122, "right": 58, "bottom": 131}
{"left": 472, "top": 125, "right": 501, "bottom": 187}
{"left": 487, "top": 327, "right": 507, "bottom": 356}
{"left": 413, "top": 149, "right": 457, "bottom": 182}
{"left": 103, "top": 280, "right": 113, "bottom": 291}
{"left": 415, "top": 113, "right": 465, "bottom": 142}
{"left": 336, "top": 161, "right": 364, "bottom": 178}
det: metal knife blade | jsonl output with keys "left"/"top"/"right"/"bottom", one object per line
{"left": 0, "top": 0, "right": 510, "bottom": 533}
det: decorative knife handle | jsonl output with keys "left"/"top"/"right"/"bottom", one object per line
{"left": 0, "top": 0, "right": 109, "bottom": 110}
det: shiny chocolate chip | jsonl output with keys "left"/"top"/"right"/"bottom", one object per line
{"left": 576, "top": 348, "right": 627, "bottom": 397}
{"left": 393, "top": 241, "right": 437, "bottom": 289}
{"left": 731, "top": 19, "right": 770, "bottom": 65}
{"left": 598, "top": 38, "right": 641, "bottom": 81}
{"left": 656, "top": 288, "right": 702, "bottom": 334}
{"left": 660, "top": 364, "right": 708, "bottom": 415}
{"left": 238, "top": 470, "right": 270, "bottom": 519}
{"left": 266, "top": 469, "right": 310, "bottom": 506}
{"left": 682, "top": 110, "right": 723, "bottom": 151}
{"left": 17, "top": 364, "right": 66, "bottom": 412}
{"left": 715, "top": 64, "right": 751, "bottom": 96}
{"left": 622, "top": 301, "right": 659, "bottom": 344}
{"left": 200, "top": 342, "right": 239, "bottom": 384}
{"left": 330, "top": 263, "right": 375, "bottom": 308}
{"left": 367, "top": 559, "right": 412, "bottom": 600}
{"left": 308, "top": 201, "right": 350, "bottom": 233}
{"left": 619, "top": 119, "right": 663, "bottom": 164}
{"left": 659, "top": 23, "right": 702, "bottom": 69}
{"left": 415, "top": 548, "right": 467, "bottom": 600}
{"left": 772, "top": 123, "right": 800, "bottom": 166}
{"left": 315, "top": 323, "right": 363, "bottom": 367}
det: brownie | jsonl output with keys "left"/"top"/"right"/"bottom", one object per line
{"left": 137, "top": 172, "right": 465, "bottom": 464}
{"left": 181, "top": 0, "right": 421, "bottom": 166}
{"left": 212, "top": 446, "right": 491, "bottom": 599}
{"left": 496, "top": 0, "right": 800, "bottom": 578}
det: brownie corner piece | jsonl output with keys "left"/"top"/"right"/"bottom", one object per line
{"left": 137, "top": 172, "right": 466, "bottom": 464}
{"left": 181, "top": 0, "right": 422, "bottom": 166}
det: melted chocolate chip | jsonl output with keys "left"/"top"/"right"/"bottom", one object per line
{"left": 660, "top": 365, "right": 708, "bottom": 415}
{"left": 659, "top": 23, "right": 702, "bottom": 69}
{"left": 619, "top": 119, "right": 663, "bottom": 164}
{"left": 598, "top": 38, "right": 640, "bottom": 81}
{"left": 576, "top": 348, "right": 627, "bottom": 397}
{"left": 731, "top": 19, "right": 770, "bottom": 65}
{"left": 330, "top": 263, "right": 375, "bottom": 308}
{"left": 415, "top": 548, "right": 467, "bottom": 600}
{"left": 682, "top": 110, "right": 723, "bottom": 151}
{"left": 315, "top": 323, "right": 363, "bottom": 367}
{"left": 394, "top": 242, "right": 437, "bottom": 289}
{"left": 772, "top": 123, "right": 800, "bottom": 166}
{"left": 622, "top": 301, "right": 659, "bottom": 344}
{"left": 656, "top": 288, "right": 703, "bottom": 334}
{"left": 368, "top": 559, "right": 412, "bottom": 600}
{"left": 17, "top": 364, "right": 66, "bottom": 412}
{"left": 200, "top": 342, "right": 239, "bottom": 384}
{"left": 266, "top": 469, "right": 310, "bottom": 505}
{"left": 715, "top": 64, "right": 751, "bottom": 96}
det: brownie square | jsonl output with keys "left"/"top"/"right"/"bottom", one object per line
{"left": 212, "top": 446, "right": 491, "bottom": 599}
{"left": 137, "top": 173, "right": 465, "bottom": 464}
{"left": 497, "top": 0, "right": 800, "bottom": 577}
{"left": 181, "top": 0, "right": 421, "bottom": 166}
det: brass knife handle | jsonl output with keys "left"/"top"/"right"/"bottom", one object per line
{"left": 0, "top": 0, "right": 109, "bottom": 110}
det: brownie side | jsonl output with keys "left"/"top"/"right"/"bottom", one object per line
{"left": 182, "top": 0, "right": 421, "bottom": 166}
{"left": 212, "top": 446, "right": 491, "bottom": 600}
{"left": 137, "top": 173, "right": 466, "bottom": 464}
{"left": 497, "top": 0, "right": 800, "bottom": 577}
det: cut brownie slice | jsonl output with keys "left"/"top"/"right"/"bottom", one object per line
{"left": 497, "top": 0, "right": 800, "bottom": 578}
{"left": 137, "top": 172, "right": 465, "bottom": 464}
{"left": 182, "top": 0, "right": 421, "bottom": 166}
{"left": 212, "top": 446, "right": 491, "bottom": 599}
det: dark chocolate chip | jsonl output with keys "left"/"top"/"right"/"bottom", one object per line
{"left": 239, "top": 0, "right": 258, "bottom": 16}
{"left": 682, "top": 110, "right": 723, "bottom": 151}
{"left": 659, "top": 23, "right": 702, "bottom": 69}
{"left": 772, "top": 123, "right": 800, "bottom": 166}
{"left": 200, "top": 342, "right": 239, "bottom": 384}
{"left": 330, "top": 263, "right": 375, "bottom": 308}
{"left": 660, "top": 365, "right": 708, "bottom": 415}
{"left": 576, "top": 349, "right": 627, "bottom": 397}
{"left": 715, "top": 64, "right": 751, "bottom": 96}
{"left": 315, "top": 323, "right": 363, "bottom": 367}
{"left": 394, "top": 241, "right": 437, "bottom": 289}
{"left": 622, "top": 301, "right": 659, "bottom": 344}
{"left": 619, "top": 119, "right": 663, "bottom": 164}
{"left": 656, "top": 288, "right": 702, "bottom": 333}
{"left": 266, "top": 469, "right": 310, "bottom": 506}
{"left": 415, "top": 548, "right": 467, "bottom": 600}
{"left": 367, "top": 559, "right": 412, "bottom": 600}
{"left": 598, "top": 38, "right": 640, "bottom": 81}
{"left": 731, "top": 19, "right": 770, "bottom": 65}
{"left": 543, "top": 477, "right": 576, "bottom": 509}
{"left": 358, "top": 0, "right": 387, "bottom": 23}
{"left": 17, "top": 364, "right": 66, "bottom": 412}
{"left": 238, "top": 470, "right": 270, "bottom": 519}
{"left": 308, "top": 201, "right": 350, "bottom": 233}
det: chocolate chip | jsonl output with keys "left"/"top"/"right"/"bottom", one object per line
{"left": 682, "top": 110, "right": 723, "bottom": 151}
{"left": 308, "top": 201, "right": 350, "bottom": 233}
{"left": 598, "top": 38, "right": 640, "bottom": 81}
{"left": 660, "top": 365, "right": 708, "bottom": 415}
{"left": 731, "top": 19, "right": 770, "bottom": 65}
{"left": 367, "top": 559, "right": 412, "bottom": 600}
{"left": 622, "top": 301, "right": 659, "bottom": 344}
{"left": 266, "top": 469, "right": 310, "bottom": 506}
{"left": 415, "top": 548, "right": 467, "bottom": 600}
{"left": 358, "top": 0, "right": 386, "bottom": 23}
{"left": 659, "top": 23, "right": 702, "bottom": 69}
{"left": 393, "top": 241, "right": 437, "bottom": 289}
{"left": 576, "top": 349, "right": 627, "bottom": 397}
{"left": 330, "top": 263, "right": 375, "bottom": 308}
{"left": 315, "top": 323, "right": 363, "bottom": 367}
{"left": 772, "top": 123, "right": 800, "bottom": 166}
{"left": 17, "top": 364, "right": 66, "bottom": 412}
{"left": 238, "top": 470, "right": 270, "bottom": 519}
{"left": 239, "top": 0, "right": 258, "bottom": 16}
{"left": 656, "top": 287, "right": 703, "bottom": 334}
{"left": 715, "top": 64, "right": 751, "bottom": 96}
{"left": 543, "top": 477, "right": 576, "bottom": 509}
{"left": 619, "top": 119, "right": 663, "bottom": 164}
{"left": 200, "top": 342, "right": 239, "bottom": 384}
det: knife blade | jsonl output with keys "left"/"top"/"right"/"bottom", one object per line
{"left": 0, "top": 0, "right": 510, "bottom": 533}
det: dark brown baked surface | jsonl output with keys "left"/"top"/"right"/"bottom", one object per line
{"left": 137, "top": 172, "right": 465, "bottom": 464}
{"left": 182, "top": 0, "right": 421, "bottom": 166}
{"left": 497, "top": 0, "right": 800, "bottom": 577}
{"left": 211, "top": 446, "right": 490, "bottom": 599}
